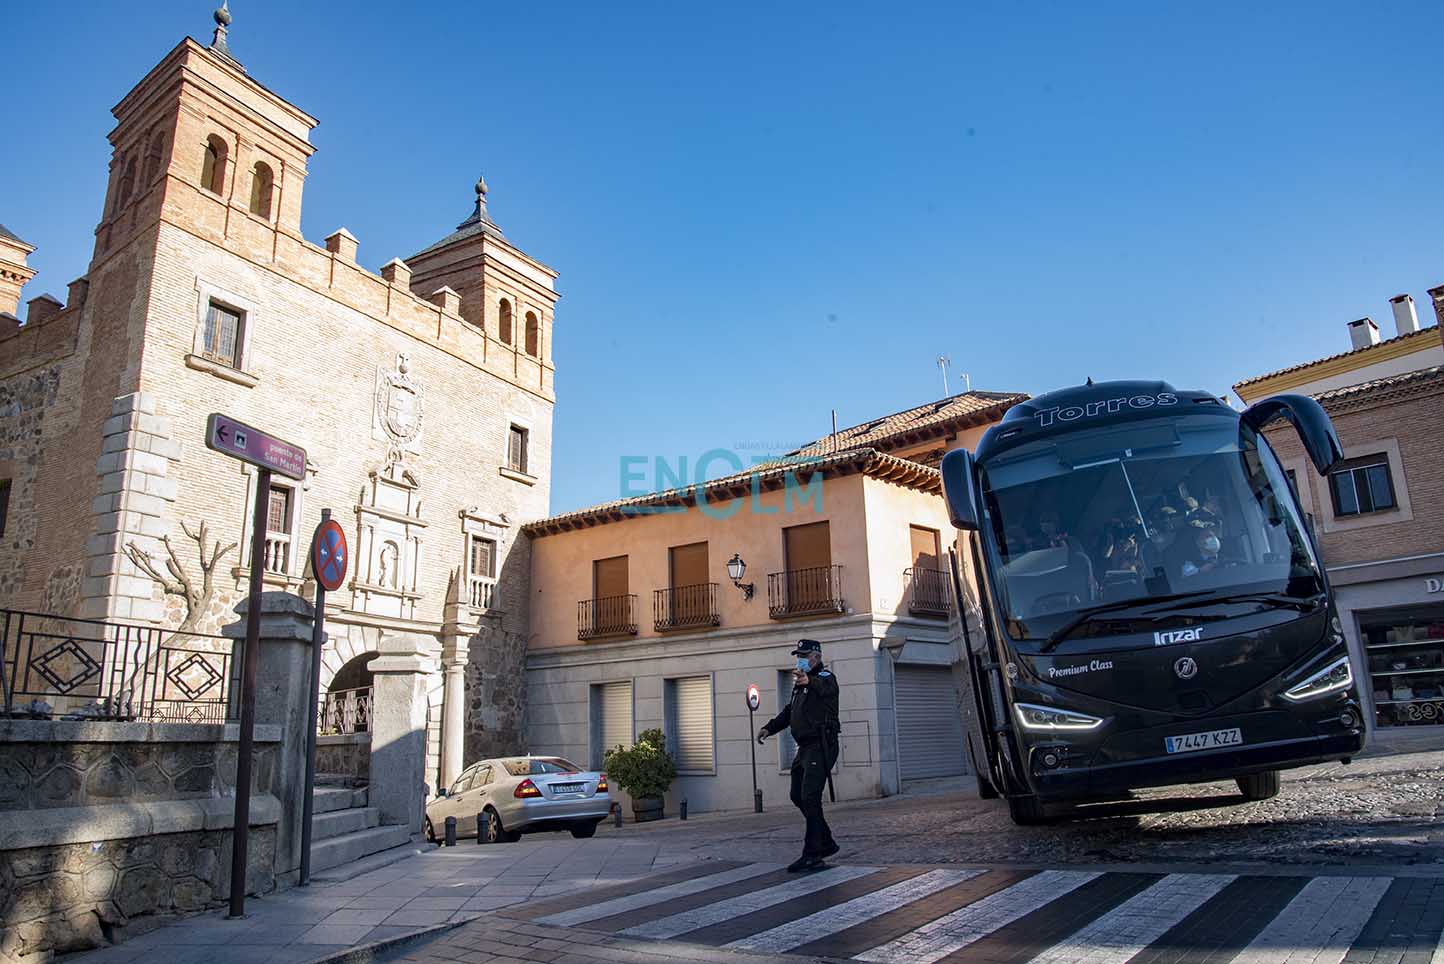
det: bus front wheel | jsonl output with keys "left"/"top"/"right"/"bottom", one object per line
{"left": 1236, "top": 770, "right": 1280, "bottom": 801}
{"left": 1007, "top": 794, "right": 1047, "bottom": 825}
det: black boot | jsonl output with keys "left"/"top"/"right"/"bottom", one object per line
{"left": 818, "top": 840, "right": 840, "bottom": 859}
{"left": 787, "top": 853, "right": 821, "bottom": 873}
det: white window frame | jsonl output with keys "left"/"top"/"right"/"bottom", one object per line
{"left": 187, "top": 279, "right": 259, "bottom": 387}
{"left": 499, "top": 413, "right": 536, "bottom": 484}
{"left": 663, "top": 674, "right": 716, "bottom": 776}
{"left": 459, "top": 507, "right": 509, "bottom": 613}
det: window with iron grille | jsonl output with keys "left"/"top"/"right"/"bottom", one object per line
{"left": 507, "top": 425, "right": 529, "bottom": 474}
{"left": 1329, "top": 456, "right": 1396, "bottom": 517}
{"left": 267, "top": 486, "right": 291, "bottom": 535}
{"left": 0, "top": 479, "right": 10, "bottom": 539}
{"left": 469, "top": 535, "right": 495, "bottom": 579}
{"left": 201, "top": 300, "right": 244, "bottom": 368}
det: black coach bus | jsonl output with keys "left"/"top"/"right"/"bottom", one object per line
{"left": 940, "top": 380, "right": 1365, "bottom": 824}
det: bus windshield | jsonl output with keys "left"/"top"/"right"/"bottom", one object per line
{"left": 978, "top": 412, "right": 1323, "bottom": 643}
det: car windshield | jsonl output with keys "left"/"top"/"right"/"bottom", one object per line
{"left": 502, "top": 758, "right": 580, "bottom": 776}
{"left": 978, "top": 411, "right": 1322, "bottom": 644}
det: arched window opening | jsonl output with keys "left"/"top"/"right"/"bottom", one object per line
{"left": 498, "top": 298, "right": 513, "bottom": 344}
{"left": 200, "top": 134, "right": 228, "bottom": 195}
{"left": 143, "top": 130, "right": 166, "bottom": 182}
{"left": 249, "top": 161, "right": 274, "bottom": 219}
{"left": 322, "top": 653, "right": 377, "bottom": 735}
{"left": 115, "top": 156, "right": 137, "bottom": 213}
{"left": 524, "top": 312, "right": 539, "bottom": 357}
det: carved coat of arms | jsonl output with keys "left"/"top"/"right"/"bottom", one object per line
{"left": 374, "top": 353, "right": 425, "bottom": 457}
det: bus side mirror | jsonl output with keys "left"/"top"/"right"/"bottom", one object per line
{"left": 941, "top": 448, "right": 980, "bottom": 531}
{"left": 1240, "top": 394, "right": 1343, "bottom": 476}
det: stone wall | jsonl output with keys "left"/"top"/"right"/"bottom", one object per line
{"left": 315, "top": 733, "right": 370, "bottom": 782}
{"left": 465, "top": 622, "right": 528, "bottom": 761}
{"left": 0, "top": 720, "right": 283, "bottom": 962}
{"left": 1, "top": 826, "right": 276, "bottom": 961}
{"left": 0, "top": 363, "right": 66, "bottom": 603}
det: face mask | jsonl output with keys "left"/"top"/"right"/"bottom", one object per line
{"left": 1202, "top": 536, "right": 1220, "bottom": 553}
{"left": 795, "top": 657, "right": 810, "bottom": 673}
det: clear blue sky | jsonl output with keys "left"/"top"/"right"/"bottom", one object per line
{"left": 6, "top": 2, "right": 1440, "bottom": 514}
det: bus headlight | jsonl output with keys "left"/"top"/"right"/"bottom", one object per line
{"left": 1014, "top": 702, "right": 1104, "bottom": 731}
{"left": 1283, "top": 656, "right": 1353, "bottom": 702}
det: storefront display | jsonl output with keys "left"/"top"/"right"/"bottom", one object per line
{"left": 1362, "top": 605, "right": 1444, "bottom": 727}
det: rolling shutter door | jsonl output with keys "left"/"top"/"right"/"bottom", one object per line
{"left": 894, "top": 665, "right": 966, "bottom": 780}
{"left": 593, "top": 681, "right": 633, "bottom": 768}
{"left": 666, "top": 677, "right": 714, "bottom": 772}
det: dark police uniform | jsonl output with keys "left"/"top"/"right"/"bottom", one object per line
{"left": 760, "top": 639, "right": 840, "bottom": 868}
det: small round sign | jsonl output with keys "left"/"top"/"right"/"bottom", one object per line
{"left": 312, "top": 519, "right": 348, "bottom": 592}
{"left": 745, "top": 683, "right": 761, "bottom": 712}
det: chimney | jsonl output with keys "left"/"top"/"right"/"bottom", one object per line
{"left": 1389, "top": 294, "right": 1420, "bottom": 338}
{"left": 1428, "top": 285, "right": 1444, "bottom": 329}
{"left": 26, "top": 293, "right": 63, "bottom": 327}
{"left": 1347, "top": 317, "right": 1380, "bottom": 351}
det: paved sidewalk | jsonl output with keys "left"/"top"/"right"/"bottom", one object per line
{"left": 63, "top": 839, "right": 701, "bottom": 964}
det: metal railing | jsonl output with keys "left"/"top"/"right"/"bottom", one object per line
{"left": 468, "top": 576, "right": 496, "bottom": 610}
{"left": 767, "top": 565, "right": 845, "bottom": 619}
{"left": 653, "top": 583, "right": 720, "bottom": 632}
{"left": 906, "top": 567, "right": 951, "bottom": 618}
{"left": 319, "top": 685, "right": 372, "bottom": 735}
{"left": 1, "top": 608, "right": 236, "bottom": 722}
{"left": 577, "top": 594, "right": 638, "bottom": 640}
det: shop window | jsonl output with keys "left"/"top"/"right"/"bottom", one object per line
{"left": 590, "top": 680, "right": 633, "bottom": 769}
{"left": 1329, "top": 456, "right": 1396, "bottom": 517}
{"left": 1363, "top": 608, "right": 1444, "bottom": 727}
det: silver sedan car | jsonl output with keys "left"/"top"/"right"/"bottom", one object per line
{"left": 425, "top": 756, "right": 611, "bottom": 844}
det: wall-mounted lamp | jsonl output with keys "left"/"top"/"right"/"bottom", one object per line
{"left": 726, "top": 553, "right": 755, "bottom": 601}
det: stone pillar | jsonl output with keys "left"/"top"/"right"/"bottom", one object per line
{"left": 80, "top": 392, "right": 182, "bottom": 622}
{"left": 439, "top": 657, "right": 466, "bottom": 789}
{"left": 224, "top": 592, "right": 314, "bottom": 885}
{"left": 368, "top": 635, "right": 436, "bottom": 833}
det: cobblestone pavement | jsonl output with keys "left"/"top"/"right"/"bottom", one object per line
{"left": 617, "top": 746, "right": 1444, "bottom": 869}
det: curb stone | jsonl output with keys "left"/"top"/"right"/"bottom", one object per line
{"left": 302, "top": 916, "right": 476, "bottom": 964}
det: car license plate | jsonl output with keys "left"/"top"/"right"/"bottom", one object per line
{"left": 1164, "top": 727, "right": 1242, "bottom": 754}
{"left": 550, "top": 783, "right": 585, "bottom": 794}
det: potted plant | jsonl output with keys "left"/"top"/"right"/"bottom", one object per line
{"left": 603, "top": 728, "right": 677, "bottom": 822}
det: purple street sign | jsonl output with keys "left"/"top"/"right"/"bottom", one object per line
{"left": 205, "top": 413, "right": 307, "bottom": 481}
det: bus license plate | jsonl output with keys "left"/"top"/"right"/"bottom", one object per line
{"left": 1165, "top": 727, "right": 1242, "bottom": 754}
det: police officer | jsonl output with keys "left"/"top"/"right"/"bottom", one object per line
{"left": 757, "top": 639, "right": 840, "bottom": 872}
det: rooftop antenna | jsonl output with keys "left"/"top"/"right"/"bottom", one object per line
{"left": 831, "top": 409, "right": 838, "bottom": 453}
{"left": 936, "top": 355, "right": 951, "bottom": 397}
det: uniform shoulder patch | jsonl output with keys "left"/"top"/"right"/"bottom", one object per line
{"left": 817, "top": 670, "right": 832, "bottom": 677}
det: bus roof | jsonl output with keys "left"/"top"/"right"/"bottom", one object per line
{"left": 974, "top": 380, "right": 1232, "bottom": 462}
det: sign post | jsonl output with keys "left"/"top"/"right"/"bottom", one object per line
{"left": 745, "top": 683, "right": 762, "bottom": 813}
{"left": 206, "top": 414, "right": 306, "bottom": 919}
{"left": 300, "top": 511, "right": 346, "bottom": 885}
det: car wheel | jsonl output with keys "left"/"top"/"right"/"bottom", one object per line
{"left": 423, "top": 817, "right": 437, "bottom": 843}
{"left": 1007, "top": 793, "right": 1047, "bottom": 826}
{"left": 1236, "top": 770, "right": 1280, "bottom": 801}
{"left": 483, "top": 808, "right": 519, "bottom": 844}
{"left": 570, "top": 821, "right": 598, "bottom": 839}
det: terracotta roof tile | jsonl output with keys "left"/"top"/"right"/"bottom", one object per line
{"left": 789, "top": 390, "right": 1027, "bottom": 457}
{"left": 1233, "top": 325, "right": 1440, "bottom": 390}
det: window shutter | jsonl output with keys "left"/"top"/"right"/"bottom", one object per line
{"left": 508, "top": 426, "right": 527, "bottom": 473}
{"left": 666, "top": 677, "right": 714, "bottom": 772}
{"left": 593, "top": 681, "right": 633, "bottom": 769}
{"left": 470, "top": 536, "right": 495, "bottom": 578}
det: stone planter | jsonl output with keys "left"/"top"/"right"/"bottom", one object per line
{"left": 631, "top": 796, "right": 664, "bottom": 822}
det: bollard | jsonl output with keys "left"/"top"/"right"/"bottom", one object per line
{"left": 476, "top": 812, "right": 485, "bottom": 843}
{"left": 754, "top": 789, "right": 763, "bottom": 813}
{"left": 680, "top": 799, "right": 688, "bottom": 821}
{"left": 444, "top": 815, "right": 457, "bottom": 846}
{"left": 612, "top": 803, "right": 622, "bottom": 828}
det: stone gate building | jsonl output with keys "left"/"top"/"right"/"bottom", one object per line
{"left": 0, "top": 17, "right": 559, "bottom": 794}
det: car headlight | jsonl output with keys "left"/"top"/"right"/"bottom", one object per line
{"left": 1283, "top": 656, "right": 1353, "bottom": 702}
{"left": 1014, "top": 702, "right": 1103, "bottom": 731}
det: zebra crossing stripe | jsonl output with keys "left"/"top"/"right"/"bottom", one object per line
{"left": 853, "top": 870, "right": 1102, "bottom": 964}
{"left": 535, "top": 862, "right": 780, "bottom": 927}
{"left": 1233, "top": 875, "right": 1393, "bottom": 964}
{"left": 725, "top": 869, "right": 983, "bottom": 953}
{"left": 618, "top": 865, "right": 880, "bottom": 939}
{"left": 1027, "top": 873, "right": 1236, "bottom": 964}
{"left": 1434, "top": 919, "right": 1444, "bottom": 964}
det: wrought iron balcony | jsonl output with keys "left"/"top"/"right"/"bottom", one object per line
{"left": 767, "top": 565, "right": 844, "bottom": 620}
{"left": 653, "top": 583, "right": 720, "bottom": 632}
{"left": 906, "top": 567, "right": 951, "bottom": 619}
{"left": 577, "top": 594, "right": 639, "bottom": 640}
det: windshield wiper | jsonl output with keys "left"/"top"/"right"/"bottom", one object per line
{"left": 1173, "top": 591, "right": 1325, "bottom": 613}
{"left": 1040, "top": 591, "right": 1217, "bottom": 652}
